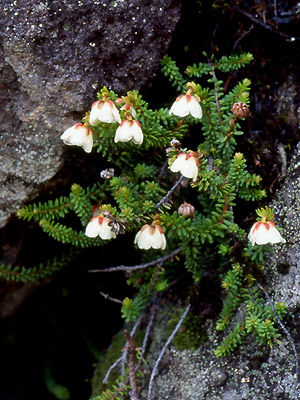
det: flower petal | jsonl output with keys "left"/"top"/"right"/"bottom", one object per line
{"left": 85, "top": 217, "right": 101, "bottom": 237}
{"left": 132, "top": 121, "right": 143, "bottom": 144}
{"left": 189, "top": 98, "right": 202, "bottom": 119}
{"left": 170, "top": 154, "right": 186, "bottom": 173}
{"left": 97, "top": 217, "right": 116, "bottom": 240}
{"left": 89, "top": 102, "right": 102, "bottom": 126}
{"left": 114, "top": 121, "right": 133, "bottom": 143}
{"left": 135, "top": 228, "right": 152, "bottom": 249}
{"left": 169, "top": 96, "right": 189, "bottom": 117}
{"left": 150, "top": 227, "right": 166, "bottom": 249}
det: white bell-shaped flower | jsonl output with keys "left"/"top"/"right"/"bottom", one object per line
{"left": 114, "top": 119, "right": 143, "bottom": 145}
{"left": 134, "top": 224, "right": 166, "bottom": 250}
{"left": 248, "top": 221, "right": 286, "bottom": 246}
{"left": 169, "top": 94, "right": 202, "bottom": 119}
{"left": 170, "top": 152, "right": 199, "bottom": 182}
{"left": 85, "top": 216, "right": 116, "bottom": 240}
{"left": 60, "top": 123, "right": 93, "bottom": 153}
{"left": 89, "top": 100, "right": 121, "bottom": 125}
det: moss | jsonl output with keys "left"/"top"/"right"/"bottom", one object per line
{"left": 44, "top": 365, "right": 71, "bottom": 400}
{"left": 91, "top": 330, "right": 126, "bottom": 396}
{"left": 91, "top": 329, "right": 145, "bottom": 397}
{"left": 167, "top": 310, "right": 207, "bottom": 351}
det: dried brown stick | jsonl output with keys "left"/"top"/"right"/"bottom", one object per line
{"left": 155, "top": 174, "right": 184, "bottom": 211}
{"left": 124, "top": 330, "right": 139, "bottom": 400}
{"left": 88, "top": 247, "right": 182, "bottom": 274}
{"left": 147, "top": 304, "right": 191, "bottom": 400}
{"left": 100, "top": 291, "right": 123, "bottom": 304}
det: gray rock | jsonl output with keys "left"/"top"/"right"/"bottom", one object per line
{"left": 0, "top": 0, "right": 181, "bottom": 228}
{"left": 140, "top": 314, "right": 300, "bottom": 400}
{"left": 267, "top": 142, "right": 300, "bottom": 309}
{"left": 138, "top": 146, "right": 300, "bottom": 399}
{"left": 276, "top": 75, "right": 300, "bottom": 130}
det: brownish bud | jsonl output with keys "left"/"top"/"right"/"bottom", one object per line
{"left": 178, "top": 202, "right": 195, "bottom": 218}
{"left": 232, "top": 102, "right": 249, "bottom": 118}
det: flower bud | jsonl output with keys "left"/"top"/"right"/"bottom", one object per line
{"left": 170, "top": 139, "right": 182, "bottom": 148}
{"left": 100, "top": 168, "right": 115, "bottom": 179}
{"left": 178, "top": 202, "right": 195, "bottom": 218}
{"left": 232, "top": 102, "right": 250, "bottom": 118}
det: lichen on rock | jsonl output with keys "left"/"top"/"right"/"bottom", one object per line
{"left": 0, "top": 0, "right": 181, "bottom": 228}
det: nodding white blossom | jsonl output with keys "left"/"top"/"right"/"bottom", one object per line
{"left": 170, "top": 152, "right": 199, "bottom": 182}
{"left": 85, "top": 215, "right": 116, "bottom": 240}
{"left": 248, "top": 221, "right": 286, "bottom": 246}
{"left": 89, "top": 100, "right": 121, "bottom": 125}
{"left": 60, "top": 123, "right": 93, "bottom": 153}
{"left": 134, "top": 224, "right": 166, "bottom": 250}
{"left": 114, "top": 119, "right": 143, "bottom": 145}
{"left": 169, "top": 94, "right": 202, "bottom": 119}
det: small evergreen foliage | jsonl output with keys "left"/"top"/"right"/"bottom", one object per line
{"left": 44, "top": 365, "right": 71, "bottom": 400}
{"left": 0, "top": 252, "right": 77, "bottom": 283}
{"left": 121, "top": 287, "right": 152, "bottom": 323}
{"left": 13, "top": 51, "right": 289, "bottom": 398}
{"left": 215, "top": 265, "right": 288, "bottom": 356}
{"left": 90, "top": 374, "right": 131, "bottom": 400}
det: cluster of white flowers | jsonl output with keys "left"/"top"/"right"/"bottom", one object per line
{"left": 168, "top": 93, "right": 202, "bottom": 183}
{"left": 85, "top": 211, "right": 166, "bottom": 251}
{"left": 168, "top": 91, "right": 286, "bottom": 248}
{"left": 60, "top": 89, "right": 204, "bottom": 251}
{"left": 60, "top": 98, "right": 143, "bottom": 153}
{"left": 61, "top": 87, "right": 286, "bottom": 251}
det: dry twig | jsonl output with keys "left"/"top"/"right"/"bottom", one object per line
{"left": 100, "top": 291, "right": 123, "bottom": 304}
{"left": 155, "top": 174, "right": 184, "bottom": 211}
{"left": 88, "top": 248, "right": 182, "bottom": 274}
{"left": 124, "top": 330, "right": 139, "bottom": 400}
{"left": 147, "top": 304, "right": 191, "bottom": 400}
